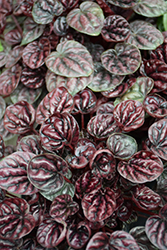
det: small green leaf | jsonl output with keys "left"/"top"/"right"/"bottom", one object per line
{"left": 163, "top": 13, "right": 167, "bottom": 31}
{"left": 0, "top": 41, "right": 3, "bottom": 52}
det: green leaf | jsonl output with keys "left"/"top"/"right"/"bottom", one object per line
{"left": 0, "top": 41, "right": 3, "bottom": 52}
{"left": 163, "top": 13, "right": 167, "bottom": 31}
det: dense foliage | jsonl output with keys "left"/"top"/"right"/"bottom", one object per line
{"left": 0, "top": 0, "right": 167, "bottom": 249}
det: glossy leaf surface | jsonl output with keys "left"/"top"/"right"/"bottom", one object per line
{"left": 148, "top": 118, "right": 167, "bottom": 160}
{"left": 127, "top": 20, "right": 164, "bottom": 50}
{"left": 17, "top": 135, "right": 43, "bottom": 155}
{"left": 50, "top": 194, "right": 79, "bottom": 222}
{"left": 101, "top": 15, "right": 130, "bottom": 42}
{"left": 107, "top": 133, "right": 138, "bottom": 160}
{"left": 5, "top": 45, "right": 24, "bottom": 68}
{"left": 107, "top": 0, "right": 139, "bottom": 8}
{"left": 21, "top": 66, "right": 46, "bottom": 89}
{"left": 45, "top": 40, "right": 94, "bottom": 77}
{"left": 0, "top": 197, "right": 35, "bottom": 239}
{"left": 101, "top": 43, "right": 141, "bottom": 76}
{"left": 82, "top": 187, "right": 116, "bottom": 222}
{"left": 0, "top": 135, "right": 4, "bottom": 160}
{"left": 113, "top": 100, "right": 145, "bottom": 132}
{"left": 151, "top": 42, "right": 167, "bottom": 64}
{"left": 67, "top": 1, "right": 104, "bottom": 36}
{"left": 0, "top": 151, "right": 38, "bottom": 195}
{"left": 36, "top": 87, "right": 74, "bottom": 124}
{"left": 4, "top": 101, "right": 36, "bottom": 134}
{"left": 117, "top": 150, "right": 164, "bottom": 183}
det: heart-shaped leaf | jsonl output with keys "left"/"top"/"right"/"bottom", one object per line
{"left": 67, "top": 1, "right": 104, "bottom": 36}
{"left": 82, "top": 187, "right": 116, "bottom": 222}
{"left": 21, "top": 66, "right": 46, "bottom": 89}
{"left": 107, "top": 133, "right": 138, "bottom": 160}
{"left": 101, "top": 43, "right": 141, "bottom": 76}
{"left": 36, "top": 87, "right": 74, "bottom": 124}
{"left": 113, "top": 100, "right": 145, "bottom": 132}
{"left": 17, "top": 135, "right": 43, "bottom": 155}
{"left": 32, "top": 0, "right": 63, "bottom": 24}
{"left": 4, "top": 101, "right": 36, "bottom": 134}
{"left": 50, "top": 194, "right": 79, "bottom": 222}
{"left": 0, "top": 64, "right": 22, "bottom": 96}
{"left": 101, "top": 15, "right": 130, "bottom": 42}
{"left": 96, "top": 102, "right": 114, "bottom": 115}
{"left": 0, "top": 151, "right": 38, "bottom": 195}
{"left": 5, "top": 45, "right": 24, "bottom": 68}
{"left": 0, "top": 197, "right": 35, "bottom": 240}
{"left": 133, "top": 0, "right": 167, "bottom": 17}
{"left": 151, "top": 43, "right": 167, "bottom": 64}
{"left": 148, "top": 118, "right": 167, "bottom": 160}
{"left": 45, "top": 40, "right": 94, "bottom": 77}
{"left": 117, "top": 150, "right": 164, "bottom": 184}
{"left": 127, "top": 20, "right": 164, "bottom": 50}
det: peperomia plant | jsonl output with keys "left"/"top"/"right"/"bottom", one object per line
{"left": 0, "top": 0, "right": 167, "bottom": 249}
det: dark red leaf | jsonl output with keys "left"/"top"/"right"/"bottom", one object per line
{"left": 53, "top": 16, "right": 69, "bottom": 36}
{"left": 17, "top": 135, "right": 43, "bottom": 154}
{"left": 0, "top": 135, "right": 4, "bottom": 160}
{"left": 151, "top": 42, "right": 167, "bottom": 64}
{"left": 4, "top": 28, "right": 22, "bottom": 45}
{"left": 5, "top": 45, "right": 24, "bottom": 68}
{"left": 21, "top": 66, "right": 46, "bottom": 89}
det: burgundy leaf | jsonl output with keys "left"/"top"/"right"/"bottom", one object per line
{"left": 87, "top": 114, "right": 120, "bottom": 139}
{"left": 36, "top": 215, "right": 66, "bottom": 248}
{"left": 156, "top": 167, "right": 167, "bottom": 202}
{"left": 53, "top": 16, "right": 69, "bottom": 36}
{"left": 107, "top": 0, "right": 139, "bottom": 8}
{"left": 150, "top": 42, "right": 167, "bottom": 64}
{"left": 75, "top": 170, "right": 102, "bottom": 199}
{"left": 0, "top": 238, "right": 22, "bottom": 250}
{"left": 0, "top": 135, "right": 4, "bottom": 160}
{"left": 82, "top": 187, "right": 116, "bottom": 222}
{"left": 143, "top": 94, "right": 167, "bottom": 118}
{"left": 0, "top": 0, "right": 13, "bottom": 15}
{"left": 74, "top": 138, "right": 96, "bottom": 161}
{"left": 27, "top": 153, "right": 70, "bottom": 191}
{"left": 4, "top": 28, "right": 22, "bottom": 46}
{"left": 45, "top": 40, "right": 94, "bottom": 77}
{"left": 36, "top": 87, "right": 74, "bottom": 124}
{"left": 0, "top": 64, "right": 22, "bottom": 96}
{"left": 86, "top": 232, "right": 111, "bottom": 250}
{"left": 145, "top": 215, "right": 167, "bottom": 250}
{"left": 17, "top": 135, "right": 43, "bottom": 154}
{"left": 66, "top": 155, "right": 89, "bottom": 169}
{"left": 148, "top": 118, "right": 167, "bottom": 160}
{"left": 107, "top": 132, "right": 138, "bottom": 160}
{"left": 59, "top": 0, "right": 79, "bottom": 12}
{"left": 13, "top": 0, "right": 35, "bottom": 17}
{"left": 32, "top": 0, "right": 63, "bottom": 24}
{"left": 85, "top": 42, "right": 104, "bottom": 62}
{"left": 117, "top": 200, "right": 133, "bottom": 222}
{"left": 117, "top": 150, "right": 164, "bottom": 184}
{"left": 90, "top": 149, "right": 116, "bottom": 180}
{"left": 67, "top": 221, "right": 91, "bottom": 249}
{"left": 0, "top": 197, "right": 35, "bottom": 239}
{"left": 22, "top": 38, "right": 50, "bottom": 69}
{"left": 72, "top": 88, "right": 97, "bottom": 114}
{"left": 101, "top": 15, "right": 130, "bottom": 42}
{"left": 113, "top": 100, "right": 145, "bottom": 132}
{"left": 159, "top": 204, "right": 167, "bottom": 220}
{"left": 50, "top": 194, "right": 79, "bottom": 222}
{"left": 21, "top": 66, "right": 46, "bottom": 89}
{"left": 4, "top": 101, "right": 36, "bottom": 134}
{"left": 5, "top": 45, "right": 24, "bottom": 68}
{"left": 96, "top": 102, "right": 114, "bottom": 115}
{"left": 40, "top": 113, "right": 79, "bottom": 152}
{"left": 132, "top": 185, "right": 161, "bottom": 210}
{"left": 101, "top": 43, "right": 141, "bottom": 76}
{"left": 0, "top": 151, "right": 38, "bottom": 195}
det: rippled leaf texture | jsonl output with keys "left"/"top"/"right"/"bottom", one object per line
{"left": 82, "top": 187, "right": 116, "bottom": 222}
{"left": 96, "top": 102, "right": 114, "bottom": 115}
{"left": 27, "top": 153, "right": 70, "bottom": 191}
{"left": 0, "top": 96, "right": 6, "bottom": 121}
{"left": 127, "top": 21, "right": 163, "bottom": 50}
{"left": 0, "top": 42, "right": 11, "bottom": 68}
{"left": 5, "top": 45, "right": 24, "bottom": 68}
{"left": 22, "top": 38, "right": 50, "bottom": 69}
{"left": 4, "top": 101, "right": 36, "bottom": 134}
{"left": 101, "top": 15, "right": 130, "bottom": 42}
{"left": 0, "top": 135, "right": 4, "bottom": 160}
{"left": 0, "top": 238, "right": 22, "bottom": 250}
{"left": 85, "top": 42, "right": 104, "bottom": 62}
{"left": 145, "top": 215, "right": 167, "bottom": 250}
{"left": 90, "top": 149, "right": 116, "bottom": 180}
{"left": 67, "top": 1, "right": 104, "bottom": 36}
{"left": 130, "top": 226, "right": 157, "bottom": 250}
{"left": 21, "top": 66, "right": 46, "bottom": 89}
{"left": 36, "top": 87, "right": 74, "bottom": 124}
{"left": 133, "top": 0, "right": 167, "bottom": 17}
{"left": 107, "top": 133, "right": 138, "bottom": 160}
{"left": 17, "top": 135, "right": 43, "bottom": 154}
{"left": 46, "top": 40, "right": 94, "bottom": 77}
{"left": 148, "top": 118, "right": 167, "bottom": 160}
{"left": 88, "top": 62, "right": 124, "bottom": 92}
{"left": 21, "top": 17, "right": 46, "bottom": 45}
{"left": 143, "top": 94, "right": 167, "bottom": 118}
{"left": 0, "top": 197, "right": 35, "bottom": 239}
{"left": 132, "top": 185, "right": 161, "bottom": 210}
{"left": 113, "top": 100, "right": 145, "bottom": 132}
{"left": 87, "top": 113, "right": 119, "bottom": 139}
{"left": 45, "top": 69, "right": 93, "bottom": 96}
{"left": 13, "top": 0, "right": 34, "bottom": 17}
{"left": 86, "top": 231, "right": 140, "bottom": 250}
{"left": 40, "top": 113, "right": 79, "bottom": 152}
{"left": 37, "top": 215, "right": 66, "bottom": 248}
{"left": 4, "top": 28, "right": 22, "bottom": 46}
{"left": 75, "top": 170, "right": 102, "bottom": 199}
{"left": 117, "top": 150, "right": 164, "bottom": 184}
{"left": 150, "top": 43, "right": 167, "bottom": 64}
{"left": 0, "top": 64, "right": 22, "bottom": 96}
{"left": 74, "top": 138, "right": 96, "bottom": 161}
{"left": 156, "top": 166, "right": 167, "bottom": 202}
{"left": 72, "top": 88, "right": 97, "bottom": 114}
{"left": 32, "top": 0, "right": 63, "bottom": 24}
{"left": 0, "top": 151, "right": 38, "bottom": 195}
{"left": 101, "top": 43, "right": 141, "bottom": 76}
{"left": 107, "top": 0, "right": 139, "bottom": 8}
{"left": 50, "top": 194, "right": 79, "bottom": 222}
{"left": 53, "top": 16, "right": 69, "bottom": 36}
{"left": 67, "top": 221, "right": 91, "bottom": 249}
